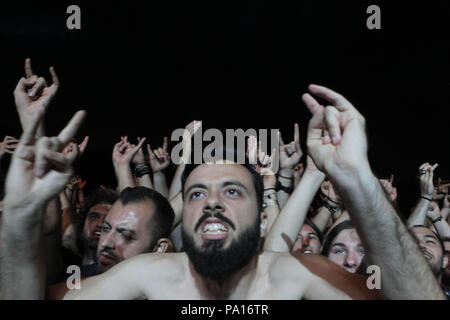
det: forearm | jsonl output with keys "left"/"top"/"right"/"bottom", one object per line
{"left": 169, "top": 192, "right": 183, "bottom": 229}
{"left": 169, "top": 163, "right": 186, "bottom": 199}
{"left": 441, "top": 208, "right": 449, "bottom": 221}
{"left": 431, "top": 219, "right": 450, "bottom": 239}
{"left": 263, "top": 196, "right": 280, "bottom": 234}
{"left": 312, "top": 206, "right": 333, "bottom": 233}
{"left": 136, "top": 174, "right": 153, "bottom": 189}
{"left": 330, "top": 164, "right": 445, "bottom": 299}
{"left": 153, "top": 171, "right": 169, "bottom": 198}
{"left": 114, "top": 166, "right": 135, "bottom": 191}
{"left": 407, "top": 199, "right": 430, "bottom": 227}
{"left": 276, "top": 168, "right": 294, "bottom": 209}
{"left": 264, "top": 171, "right": 324, "bottom": 252}
{"left": 0, "top": 206, "right": 46, "bottom": 299}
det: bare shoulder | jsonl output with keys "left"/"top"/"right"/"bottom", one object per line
{"left": 63, "top": 252, "right": 188, "bottom": 300}
{"left": 265, "top": 252, "right": 382, "bottom": 300}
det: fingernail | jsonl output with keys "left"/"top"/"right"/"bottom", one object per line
{"left": 332, "top": 136, "right": 339, "bottom": 145}
{"left": 323, "top": 135, "right": 331, "bottom": 144}
{"left": 28, "top": 91, "right": 34, "bottom": 97}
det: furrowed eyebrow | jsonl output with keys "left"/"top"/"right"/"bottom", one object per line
{"left": 103, "top": 220, "right": 112, "bottom": 228}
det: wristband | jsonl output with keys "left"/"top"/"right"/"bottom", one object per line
{"left": 431, "top": 216, "right": 443, "bottom": 224}
{"left": 421, "top": 196, "right": 432, "bottom": 202}
{"left": 323, "top": 201, "right": 339, "bottom": 214}
{"left": 275, "top": 180, "right": 293, "bottom": 194}
{"left": 278, "top": 174, "right": 293, "bottom": 180}
{"left": 134, "top": 165, "right": 150, "bottom": 178}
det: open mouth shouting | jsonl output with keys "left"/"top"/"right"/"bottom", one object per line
{"left": 201, "top": 218, "right": 230, "bottom": 240}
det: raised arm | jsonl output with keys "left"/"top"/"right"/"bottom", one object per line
{"left": 112, "top": 136, "right": 146, "bottom": 192}
{"left": 264, "top": 155, "right": 325, "bottom": 252}
{"left": 302, "top": 84, "right": 445, "bottom": 299}
{"left": 0, "top": 108, "right": 86, "bottom": 299}
{"left": 426, "top": 201, "right": 450, "bottom": 239}
{"left": 276, "top": 124, "right": 303, "bottom": 209}
{"left": 13, "top": 58, "right": 59, "bottom": 137}
{"left": 148, "top": 137, "right": 170, "bottom": 197}
{"left": 407, "top": 163, "right": 437, "bottom": 227}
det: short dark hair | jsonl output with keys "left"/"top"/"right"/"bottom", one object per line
{"left": 304, "top": 219, "right": 324, "bottom": 244}
{"left": 181, "top": 162, "right": 264, "bottom": 213}
{"left": 119, "top": 187, "right": 175, "bottom": 251}
{"left": 76, "top": 187, "right": 120, "bottom": 253}
{"left": 321, "top": 220, "right": 356, "bottom": 256}
{"left": 409, "top": 225, "right": 445, "bottom": 255}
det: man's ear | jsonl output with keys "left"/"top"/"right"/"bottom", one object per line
{"left": 442, "top": 254, "right": 449, "bottom": 270}
{"left": 260, "top": 211, "right": 268, "bottom": 238}
{"left": 152, "top": 238, "right": 172, "bottom": 253}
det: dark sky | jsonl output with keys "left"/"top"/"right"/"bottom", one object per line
{"left": 0, "top": 1, "right": 449, "bottom": 215}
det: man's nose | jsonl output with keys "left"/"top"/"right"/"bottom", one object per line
{"left": 100, "top": 230, "right": 116, "bottom": 250}
{"left": 203, "top": 191, "right": 225, "bottom": 213}
{"left": 344, "top": 251, "right": 358, "bottom": 267}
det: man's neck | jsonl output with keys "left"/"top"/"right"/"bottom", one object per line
{"left": 189, "top": 254, "right": 260, "bottom": 299}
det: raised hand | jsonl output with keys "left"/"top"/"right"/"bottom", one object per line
{"left": 302, "top": 84, "right": 368, "bottom": 178}
{"left": 380, "top": 174, "right": 398, "bottom": 203}
{"left": 3, "top": 109, "right": 86, "bottom": 212}
{"left": 418, "top": 163, "right": 438, "bottom": 199}
{"left": 0, "top": 136, "right": 19, "bottom": 156}
{"left": 62, "top": 136, "right": 89, "bottom": 163}
{"left": 279, "top": 123, "right": 303, "bottom": 170}
{"left": 147, "top": 137, "right": 170, "bottom": 172}
{"left": 13, "top": 58, "right": 59, "bottom": 134}
{"left": 112, "top": 136, "right": 146, "bottom": 167}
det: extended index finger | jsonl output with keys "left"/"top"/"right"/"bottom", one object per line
{"left": 57, "top": 111, "right": 87, "bottom": 146}
{"left": 308, "top": 84, "right": 353, "bottom": 112}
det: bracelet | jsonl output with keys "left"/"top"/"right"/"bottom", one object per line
{"left": 278, "top": 174, "right": 293, "bottom": 180}
{"left": 275, "top": 180, "right": 293, "bottom": 194}
{"left": 323, "top": 202, "right": 340, "bottom": 214}
{"left": 134, "top": 165, "right": 150, "bottom": 178}
{"left": 263, "top": 199, "right": 278, "bottom": 209}
{"left": 431, "top": 216, "right": 443, "bottom": 224}
{"left": 421, "top": 196, "right": 432, "bottom": 202}
{"left": 264, "top": 188, "right": 277, "bottom": 192}
{"left": 264, "top": 192, "right": 277, "bottom": 199}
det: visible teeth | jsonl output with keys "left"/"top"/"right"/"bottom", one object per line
{"left": 94, "top": 232, "right": 101, "bottom": 236}
{"left": 303, "top": 250, "right": 312, "bottom": 254}
{"left": 202, "top": 223, "right": 228, "bottom": 233}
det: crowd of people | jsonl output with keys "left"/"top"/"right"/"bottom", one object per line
{"left": 0, "top": 59, "right": 449, "bottom": 300}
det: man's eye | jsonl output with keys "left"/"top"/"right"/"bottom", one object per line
{"left": 309, "top": 235, "right": 317, "bottom": 240}
{"left": 426, "top": 241, "right": 436, "bottom": 245}
{"left": 122, "top": 233, "right": 134, "bottom": 241}
{"left": 226, "top": 189, "right": 240, "bottom": 196}
{"left": 191, "top": 191, "right": 204, "bottom": 199}
{"left": 334, "top": 249, "right": 345, "bottom": 254}
{"left": 359, "top": 249, "right": 365, "bottom": 256}
{"left": 101, "top": 226, "right": 110, "bottom": 232}
{"left": 89, "top": 214, "right": 99, "bottom": 221}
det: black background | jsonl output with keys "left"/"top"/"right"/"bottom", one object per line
{"left": 0, "top": 1, "right": 449, "bottom": 216}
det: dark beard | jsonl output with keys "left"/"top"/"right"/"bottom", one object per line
{"left": 182, "top": 218, "right": 261, "bottom": 284}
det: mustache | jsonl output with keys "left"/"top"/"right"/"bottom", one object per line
{"left": 194, "top": 212, "right": 236, "bottom": 232}
{"left": 98, "top": 247, "right": 118, "bottom": 260}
